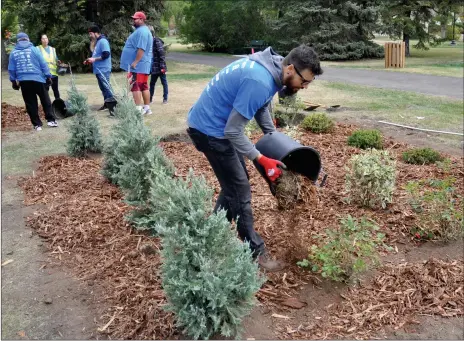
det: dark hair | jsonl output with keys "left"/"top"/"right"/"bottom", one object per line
{"left": 88, "top": 25, "right": 101, "bottom": 34}
{"left": 283, "top": 45, "right": 323, "bottom": 76}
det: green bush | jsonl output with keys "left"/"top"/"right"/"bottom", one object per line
{"left": 405, "top": 177, "right": 463, "bottom": 243}
{"left": 345, "top": 149, "right": 397, "bottom": 209}
{"left": 274, "top": 95, "right": 306, "bottom": 127}
{"left": 66, "top": 82, "right": 103, "bottom": 157}
{"left": 347, "top": 129, "right": 383, "bottom": 149}
{"left": 154, "top": 171, "right": 265, "bottom": 339}
{"left": 402, "top": 148, "right": 443, "bottom": 165}
{"left": 298, "top": 215, "right": 386, "bottom": 282}
{"left": 301, "top": 113, "right": 335, "bottom": 133}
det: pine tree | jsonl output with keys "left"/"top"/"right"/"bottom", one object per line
{"left": 153, "top": 171, "right": 265, "bottom": 339}
{"left": 66, "top": 80, "right": 103, "bottom": 157}
{"left": 271, "top": 0, "right": 384, "bottom": 60}
{"left": 101, "top": 89, "right": 174, "bottom": 228}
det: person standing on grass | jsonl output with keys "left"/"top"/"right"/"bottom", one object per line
{"left": 38, "top": 34, "right": 61, "bottom": 100}
{"left": 187, "top": 45, "right": 323, "bottom": 272}
{"left": 84, "top": 25, "right": 113, "bottom": 112}
{"left": 120, "top": 11, "right": 153, "bottom": 115}
{"left": 149, "top": 28, "right": 168, "bottom": 104}
{"left": 8, "top": 32, "right": 58, "bottom": 131}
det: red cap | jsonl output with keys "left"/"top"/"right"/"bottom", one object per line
{"left": 131, "top": 11, "right": 146, "bottom": 20}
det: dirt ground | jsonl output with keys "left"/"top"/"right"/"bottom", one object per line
{"left": 1, "top": 178, "right": 101, "bottom": 340}
{"left": 1, "top": 103, "right": 463, "bottom": 339}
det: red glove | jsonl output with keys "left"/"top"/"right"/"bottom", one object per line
{"left": 161, "top": 68, "right": 166, "bottom": 74}
{"left": 257, "top": 155, "right": 285, "bottom": 182}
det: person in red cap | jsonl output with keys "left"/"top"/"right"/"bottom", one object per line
{"left": 120, "top": 11, "right": 154, "bottom": 115}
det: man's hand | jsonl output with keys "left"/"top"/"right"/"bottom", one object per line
{"left": 257, "top": 154, "right": 285, "bottom": 182}
{"left": 161, "top": 68, "right": 166, "bottom": 74}
{"left": 131, "top": 61, "right": 138, "bottom": 69}
{"left": 11, "top": 81, "right": 20, "bottom": 91}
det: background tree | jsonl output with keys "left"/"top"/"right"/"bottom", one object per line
{"left": 179, "top": 0, "right": 268, "bottom": 53}
{"left": 1, "top": 9, "right": 20, "bottom": 70}
{"left": 9, "top": 0, "right": 164, "bottom": 72}
{"left": 270, "top": 0, "right": 384, "bottom": 60}
{"left": 379, "top": 0, "right": 462, "bottom": 56}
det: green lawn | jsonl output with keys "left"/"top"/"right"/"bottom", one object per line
{"left": 2, "top": 59, "right": 462, "bottom": 176}
{"left": 324, "top": 40, "right": 464, "bottom": 77}
{"left": 164, "top": 36, "right": 464, "bottom": 77}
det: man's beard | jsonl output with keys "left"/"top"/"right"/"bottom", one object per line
{"left": 281, "top": 85, "right": 298, "bottom": 97}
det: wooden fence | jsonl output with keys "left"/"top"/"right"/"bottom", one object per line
{"left": 384, "top": 42, "right": 405, "bottom": 68}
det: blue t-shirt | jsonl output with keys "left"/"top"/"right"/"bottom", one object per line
{"left": 120, "top": 26, "right": 153, "bottom": 74}
{"left": 8, "top": 41, "right": 51, "bottom": 83}
{"left": 187, "top": 58, "right": 279, "bottom": 137}
{"left": 92, "top": 36, "right": 111, "bottom": 74}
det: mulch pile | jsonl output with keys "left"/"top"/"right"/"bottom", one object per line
{"left": 19, "top": 156, "right": 177, "bottom": 339}
{"left": 307, "top": 258, "right": 464, "bottom": 339}
{"left": 19, "top": 123, "right": 464, "bottom": 339}
{"left": 2, "top": 102, "right": 45, "bottom": 131}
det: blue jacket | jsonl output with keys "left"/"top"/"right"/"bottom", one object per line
{"left": 8, "top": 41, "right": 51, "bottom": 83}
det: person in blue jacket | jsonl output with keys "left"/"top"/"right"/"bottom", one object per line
{"left": 8, "top": 32, "right": 58, "bottom": 131}
{"left": 84, "top": 25, "right": 113, "bottom": 112}
{"left": 187, "top": 45, "right": 323, "bottom": 272}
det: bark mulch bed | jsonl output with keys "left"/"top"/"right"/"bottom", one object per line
{"left": 19, "top": 123, "right": 463, "bottom": 339}
{"left": 2, "top": 102, "right": 44, "bottom": 131}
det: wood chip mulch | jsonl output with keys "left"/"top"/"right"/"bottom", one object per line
{"left": 2, "top": 102, "right": 45, "bottom": 131}
{"left": 18, "top": 124, "right": 464, "bottom": 339}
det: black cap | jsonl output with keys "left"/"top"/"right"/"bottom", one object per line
{"left": 88, "top": 25, "right": 101, "bottom": 33}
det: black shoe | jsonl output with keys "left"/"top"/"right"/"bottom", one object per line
{"left": 97, "top": 104, "right": 107, "bottom": 111}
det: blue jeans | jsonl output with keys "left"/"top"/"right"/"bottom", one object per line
{"left": 187, "top": 127, "right": 265, "bottom": 257}
{"left": 95, "top": 72, "right": 113, "bottom": 101}
{"left": 149, "top": 73, "right": 168, "bottom": 101}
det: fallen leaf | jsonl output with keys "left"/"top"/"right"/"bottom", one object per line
{"left": 1, "top": 259, "right": 13, "bottom": 266}
{"left": 17, "top": 330, "right": 26, "bottom": 337}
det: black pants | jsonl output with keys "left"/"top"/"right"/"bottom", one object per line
{"left": 45, "top": 76, "right": 60, "bottom": 99}
{"left": 19, "top": 80, "right": 56, "bottom": 127}
{"left": 187, "top": 127, "right": 265, "bottom": 257}
{"left": 149, "top": 73, "right": 168, "bottom": 101}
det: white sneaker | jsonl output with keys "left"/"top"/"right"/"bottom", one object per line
{"left": 144, "top": 109, "right": 153, "bottom": 115}
{"left": 34, "top": 126, "right": 42, "bottom": 131}
{"left": 47, "top": 121, "right": 58, "bottom": 127}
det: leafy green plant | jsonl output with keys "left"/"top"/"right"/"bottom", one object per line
{"left": 347, "top": 129, "right": 383, "bottom": 149}
{"left": 244, "top": 118, "right": 260, "bottom": 138}
{"left": 345, "top": 149, "right": 397, "bottom": 209}
{"left": 301, "top": 113, "right": 335, "bottom": 133}
{"left": 401, "top": 147, "right": 443, "bottom": 165}
{"left": 405, "top": 177, "right": 463, "bottom": 242}
{"left": 274, "top": 95, "right": 306, "bottom": 127}
{"left": 298, "top": 215, "right": 387, "bottom": 282}
{"left": 436, "top": 158, "right": 453, "bottom": 173}
{"left": 66, "top": 80, "right": 103, "bottom": 157}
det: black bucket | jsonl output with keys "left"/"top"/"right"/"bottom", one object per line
{"left": 254, "top": 131, "right": 322, "bottom": 193}
{"left": 52, "top": 98, "right": 69, "bottom": 119}
{"left": 105, "top": 97, "right": 117, "bottom": 115}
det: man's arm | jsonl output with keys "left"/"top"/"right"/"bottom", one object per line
{"left": 224, "top": 108, "right": 260, "bottom": 160}
{"left": 254, "top": 103, "right": 276, "bottom": 134}
{"left": 8, "top": 53, "right": 17, "bottom": 81}
{"left": 131, "top": 48, "right": 145, "bottom": 68}
{"left": 157, "top": 39, "right": 166, "bottom": 69}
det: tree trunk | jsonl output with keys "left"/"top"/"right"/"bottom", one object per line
{"left": 1, "top": 39, "right": 9, "bottom": 70}
{"left": 441, "top": 24, "right": 447, "bottom": 39}
{"left": 403, "top": 33, "right": 410, "bottom": 57}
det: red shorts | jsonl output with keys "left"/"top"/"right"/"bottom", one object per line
{"left": 128, "top": 72, "right": 149, "bottom": 92}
